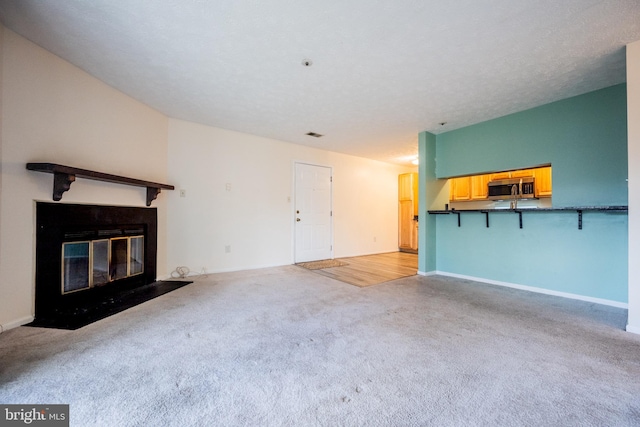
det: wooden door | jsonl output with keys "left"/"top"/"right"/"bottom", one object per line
{"left": 398, "top": 173, "right": 418, "bottom": 251}
{"left": 398, "top": 200, "right": 415, "bottom": 250}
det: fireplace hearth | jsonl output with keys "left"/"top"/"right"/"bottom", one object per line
{"left": 30, "top": 202, "right": 190, "bottom": 329}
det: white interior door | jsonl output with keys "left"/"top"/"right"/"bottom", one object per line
{"left": 294, "top": 163, "right": 332, "bottom": 263}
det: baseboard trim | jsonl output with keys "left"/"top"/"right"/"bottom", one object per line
{"left": 417, "top": 270, "right": 436, "bottom": 276}
{"left": 429, "top": 271, "right": 628, "bottom": 309}
{"left": 335, "top": 250, "right": 408, "bottom": 259}
{"left": 626, "top": 324, "right": 640, "bottom": 335}
{"left": 0, "top": 315, "right": 35, "bottom": 333}
{"left": 162, "top": 262, "right": 299, "bottom": 280}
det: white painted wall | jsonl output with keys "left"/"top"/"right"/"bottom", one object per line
{"left": 166, "top": 119, "right": 414, "bottom": 276}
{"left": 0, "top": 27, "right": 414, "bottom": 329}
{"left": 0, "top": 29, "right": 169, "bottom": 330}
{"left": 0, "top": 25, "right": 4, "bottom": 302}
{"left": 627, "top": 39, "right": 640, "bottom": 334}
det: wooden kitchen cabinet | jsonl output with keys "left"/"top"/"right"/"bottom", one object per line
{"left": 470, "top": 174, "right": 491, "bottom": 200}
{"left": 490, "top": 171, "right": 511, "bottom": 180}
{"left": 398, "top": 172, "right": 418, "bottom": 214}
{"left": 450, "top": 176, "right": 471, "bottom": 201}
{"left": 449, "top": 166, "right": 552, "bottom": 202}
{"left": 398, "top": 173, "right": 418, "bottom": 252}
{"left": 534, "top": 166, "right": 552, "bottom": 197}
{"left": 450, "top": 174, "right": 489, "bottom": 201}
{"left": 510, "top": 169, "right": 535, "bottom": 178}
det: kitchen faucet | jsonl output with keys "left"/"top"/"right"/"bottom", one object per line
{"left": 510, "top": 183, "right": 518, "bottom": 209}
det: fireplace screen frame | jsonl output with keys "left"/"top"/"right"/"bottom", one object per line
{"left": 61, "top": 235, "right": 144, "bottom": 294}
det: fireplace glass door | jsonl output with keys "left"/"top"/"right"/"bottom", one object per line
{"left": 110, "top": 237, "right": 129, "bottom": 280}
{"left": 92, "top": 239, "right": 109, "bottom": 286}
{"left": 62, "top": 242, "right": 90, "bottom": 293}
{"left": 62, "top": 236, "right": 144, "bottom": 294}
{"left": 130, "top": 236, "right": 144, "bottom": 275}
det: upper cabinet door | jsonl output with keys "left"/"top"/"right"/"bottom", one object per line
{"left": 534, "top": 167, "right": 552, "bottom": 197}
{"left": 470, "top": 174, "right": 491, "bottom": 200}
{"left": 450, "top": 176, "right": 471, "bottom": 201}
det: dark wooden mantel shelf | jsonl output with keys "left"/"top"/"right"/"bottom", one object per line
{"left": 26, "top": 163, "right": 175, "bottom": 206}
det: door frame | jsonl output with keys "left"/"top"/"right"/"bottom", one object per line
{"left": 292, "top": 161, "right": 334, "bottom": 263}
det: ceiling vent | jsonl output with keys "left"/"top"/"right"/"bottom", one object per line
{"left": 306, "top": 132, "right": 324, "bottom": 138}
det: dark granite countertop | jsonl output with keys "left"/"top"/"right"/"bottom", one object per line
{"left": 428, "top": 206, "right": 628, "bottom": 214}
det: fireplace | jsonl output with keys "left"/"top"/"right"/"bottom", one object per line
{"left": 32, "top": 202, "right": 170, "bottom": 329}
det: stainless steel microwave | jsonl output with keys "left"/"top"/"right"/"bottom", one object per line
{"left": 488, "top": 177, "right": 535, "bottom": 200}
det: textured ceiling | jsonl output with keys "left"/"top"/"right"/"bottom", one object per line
{"left": 1, "top": 1, "right": 639, "bottom": 165}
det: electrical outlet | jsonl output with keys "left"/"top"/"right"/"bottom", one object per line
{"left": 179, "top": 189, "right": 186, "bottom": 198}
{"left": 225, "top": 183, "right": 232, "bottom": 191}
{"left": 225, "top": 245, "right": 231, "bottom": 253}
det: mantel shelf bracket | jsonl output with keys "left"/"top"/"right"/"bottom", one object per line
{"left": 147, "top": 187, "right": 162, "bottom": 207}
{"left": 27, "top": 163, "right": 175, "bottom": 206}
{"left": 53, "top": 172, "right": 76, "bottom": 201}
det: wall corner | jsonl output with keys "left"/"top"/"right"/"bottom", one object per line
{"left": 627, "top": 39, "right": 640, "bottom": 333}
{"left": 418, "top": 131, "right": 438, "bottom": 273}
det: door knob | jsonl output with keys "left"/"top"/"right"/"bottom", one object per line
{"left": 296, "top": 218, "right": 301, "bottom": 222}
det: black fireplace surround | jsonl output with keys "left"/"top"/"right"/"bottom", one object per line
{"left": 33, "top": 202, "right": 168, "bottom": 329}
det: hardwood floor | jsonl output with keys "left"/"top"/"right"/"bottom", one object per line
{"left": 306, "top": 252, "right": 418, "bottom": 287}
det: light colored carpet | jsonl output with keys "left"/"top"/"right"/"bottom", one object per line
{"left": 296, "top": 259, "right": 348, "bottom": 270}
{"left": 1, "top": 266, "right": 640, "bottom": 426}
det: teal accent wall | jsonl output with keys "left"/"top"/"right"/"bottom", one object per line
{"left": 420, "top": 84, "right": 628, "bottom": 303}
{"left": 436, "top": 84, "right": 628, "bottom": 207}
{"left": 436, "top": 211, "right": 628, "bottom": 302}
